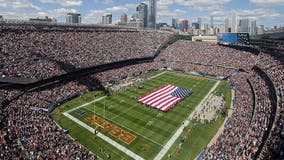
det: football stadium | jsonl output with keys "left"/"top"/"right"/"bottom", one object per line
{"left": 0, "top": 1, "right": 284, "bottom": 160}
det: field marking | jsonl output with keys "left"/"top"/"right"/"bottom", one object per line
{"left": 153, "top": 80, "right": 221, "bottom": 160}
{"left": 66, "top": 96, "right": 107, "bottom": 113}
{"left": 63, "top": 71, "right": 217, "bottom": 160}
{"left": 148, "top": 71, "right": 167, "bottom": 80}
{"left": 61, "top": 71, "right": 169, "bottom": 159}
{"left": 82, "top": 106, "right": 164, "bottom": 147}
{"left": 63, "top": 112, "right": 144, "bottom": 160}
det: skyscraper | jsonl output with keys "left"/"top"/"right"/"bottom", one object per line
{"left": 182, "top": 20, "right": 189, "bottom": 32}
{"left": 120, "top": 13, "right": 127, "bottom": 24}
{"left": 137, "top": 3, "right": 148, "bottom": 28}
{"left": 198, "top": 18, "right": 202, "bottom": 28}
{"left": 224, "top": 18, "right": 230, "bottom": 32}
{"left": 192, "top": 22, "right": 200, "bottom": 30}
{"left": 240, "top": 19, "right": 250, "bottom": 33}
{"left": 66, "top": 13, "right": 81, "bottom": 24}
{"left": 172, "top": 18, "right": 179, "bottom": 29}
{"left": 231, "top": 11, "right": 237, "bottom": 32}
{"left": 148, "top": 0, "right": 157, "bottom": 29}
{"left": 102, "top": 13, "right": 112, "bottom": 25}
{"left": 210, "top": 16, "right": 214, "bottom": 28}
{"left": 249, "top": 20, "right": 257, "bottom": 35}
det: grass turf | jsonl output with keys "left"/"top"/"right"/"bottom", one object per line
{"left": 52, "top": 71, "right": 228, "bottom": 160}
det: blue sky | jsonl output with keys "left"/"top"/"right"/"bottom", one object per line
{"left": 0, "top": 0, "right": 284, "bottom": 27}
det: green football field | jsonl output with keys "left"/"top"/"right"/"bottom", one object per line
{"left": 52, "top": 71, "right": 231, "bottom": 160}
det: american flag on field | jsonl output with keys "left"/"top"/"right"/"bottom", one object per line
{"left": 137, "top": 84, "right": 192, "bottom": 112}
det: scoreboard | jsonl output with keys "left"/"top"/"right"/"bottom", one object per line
{"left": 219, "top": 33, "right": 250, "bottom": 44}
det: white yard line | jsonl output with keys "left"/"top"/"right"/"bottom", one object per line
{"left": 63, "top": 112, "right": 144, "bottom": 160}
{"left": 153, "top": 81, "right": 220, "bottom": 160}
{"left": 66, "top": 96, "right": 107, "bottom": 113}
{"left": 148, "top": 71, "right": 167, "bottom": 80}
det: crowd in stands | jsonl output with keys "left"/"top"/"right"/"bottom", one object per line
{"left": 256, "top": 52, "right": 284, "bottom": 159}
{"left": 0, "top": 81, "right": 97, "bottom": 159}
{"left": 0, "top": 25, "right": 171, "bottom": 79}
{"left": 203, "top": 51, "right": 283, "bottom": 159}
{"left": 158, "top": 40, "right": 257, "bottom": 71}
{"left": 94, "top": 62, "right": 161, "bottom": 85}
{"left": 0, "top": 25, "right": 283, "bottom": 159}
{"left": 164, "top": 61, "right": 237, "bottom": 77}
{"left": 0, "top": 61, "right": 163, "bottom": 159}
{"left": 203, "top": 72, "right": 255, "bottom": 159}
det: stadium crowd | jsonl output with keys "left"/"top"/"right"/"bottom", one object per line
{"left": 158, "top": 40, "right": 257, "bottom": 71}
{"left": 203, "top": 52, "right": 283, "bottom": 159}
{"left": 203, "top": 72, "right": 255, "bottom": 159}
{"left": 256, "top": 52, "right": 284, "bottom": 159}
{"left": 0, "top": 25, "right": 171, "bottom": 79}
{"left": 0, "top": 61, "right": 162, "bottom": 159}
{"left": 0, "top": 81, "right": 98, "bottom": 159}
{"left": 0, "top": 24, "right": 283, "bottom": 159}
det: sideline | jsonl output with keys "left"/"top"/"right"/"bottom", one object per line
{"left": 153, "top": 80, "right": 221, "bottom": 160}
{"left": 194, "top": 89, "right": 235, "bottom": 160}
{"left": 63, "top": 112, "right": 144, "bottom": 160}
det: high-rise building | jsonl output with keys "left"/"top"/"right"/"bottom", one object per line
{"left": 240, "top": 19, "right": 250, "bottom": 33}
{"left": 66, "top": 13, "right": 81, "bottom": 24}
{"left": 182, "top": 20, "right": 189, "bottom": 32}
{"left": 231, "top": 11, "right": 237, "bottom": 32}
{"left": 102, "top": 13, "right": 112, "bottom": 25}
{"left": 197, "top": 18, "right": 202, "bottom": 28}
{"left": 249, "top": 20, "right": 257, "bottom": 35}
{"left": 178, "top": 22, "right": 184, "bottom": 31}
{"left": 0, "top": 15, "right": 3, "bottom": 21}
{"left": 192, "top": 22, "right": 200, "bottom": 30}
{"left": 210, "top": 16, "right": 214, "bottom": 28}
{"left": 172, "top": 18, "right": 179, "bottom": 29}
{"left": 224, "top": 18, "right": 230, "bottom": 32}
{"left": 120, "top": 13, "right": 127, "bottom": 24}
{"left": 257, "top": 25, "right": 265, "bottom": 34}
{"left": 148, "top": 0, "right": 157, "bottom": 29}
{"left": 137, "top": 3, "right": 148, "bottom": 28}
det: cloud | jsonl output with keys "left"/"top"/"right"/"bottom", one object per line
{"left": 0, "top": 0, "right": 40, "bottom": 10}
{"left": 39, "top": 0, "right": 82, "bottom": 7}
{"left": 250, "top": 0, "right": 284, "bottom": 7}
{"left": 47, "top": 8, "right": 77, "bottom": 17}
{"left": 238, "top": 8, "right": 281, "bottom": 19}
{"left": 94, "top": 0, "right": 114, "bottom": 5}
{"left": 125, "top": 3, "right": 137, "bottom": 9}
{"left": 175, "top": 0, "right": 231, "bottom": 11}
{"left": 105, "top": 6, "right": 128, "bottom": 13}
{"left": 84, "top": 9, "right": 106, "bottom": 24}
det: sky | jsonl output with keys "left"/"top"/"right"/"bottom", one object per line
{"left": 0, "top": 0, "right": 284, "bottom": 27}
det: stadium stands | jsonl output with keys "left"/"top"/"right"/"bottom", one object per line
{"left": 0, "top": 25, "right": 171, "bottom": 79}
{"left": 0, "top": 24, "right": 283, "bottom": 159}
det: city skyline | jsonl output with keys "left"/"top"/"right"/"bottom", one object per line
{"left": 0, "top": 0, "right": 284, "bottom": 27}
